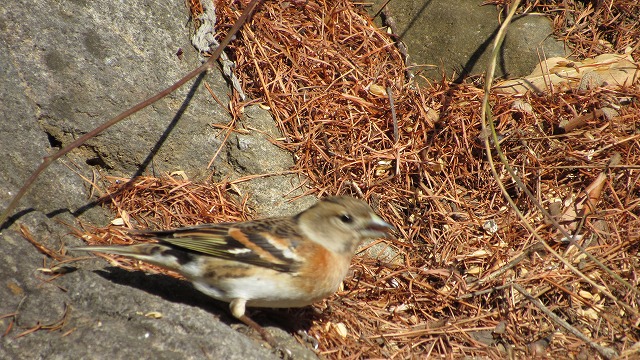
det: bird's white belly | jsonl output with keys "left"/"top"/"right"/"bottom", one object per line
{"left": 191, "top": 275, "right": 320, "bottom": 308}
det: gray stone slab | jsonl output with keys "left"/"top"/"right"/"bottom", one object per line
{"left": 368, "top": 0, "right": 568, "bottom": 81}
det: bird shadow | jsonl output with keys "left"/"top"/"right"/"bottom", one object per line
{"left": 94, "top": 267, "right": 319, "bottom": 334}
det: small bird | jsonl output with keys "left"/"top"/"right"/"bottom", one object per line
{"left": 73, "top": 196, "right": 394, "bottom": 349}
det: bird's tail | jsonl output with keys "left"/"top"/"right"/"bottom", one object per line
{"left": 73, "top": 244, "right": 155, "bottom": 257}
{"left": 72, "top": 243, "right": 191, "bottom": 271}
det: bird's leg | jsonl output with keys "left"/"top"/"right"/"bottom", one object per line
{"left": 230, "top": 299, "right": 283, "bottom": 352}
{"left": 238, "top": 314, "right": 277, "bottom": 347}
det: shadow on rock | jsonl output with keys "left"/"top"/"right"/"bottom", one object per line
{"left": 95, "top": 266, "right": 320, "bottom": 333}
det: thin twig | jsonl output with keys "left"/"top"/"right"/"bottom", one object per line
{"left": 0, "top": 0, "right": 264, "bottom": 227}
{"left": 512, "top": 283, "right": 618, "bottom": 359}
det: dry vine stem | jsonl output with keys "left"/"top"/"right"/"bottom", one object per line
{"left": 479, "top": 0, "right": 624, "bottom": 358}
{"left": 0, "top": 0, "right": 264, "bottom": 227}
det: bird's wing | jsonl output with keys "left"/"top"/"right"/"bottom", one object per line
{"left": 133, "top": 219, "right": 304, "bottom": 273}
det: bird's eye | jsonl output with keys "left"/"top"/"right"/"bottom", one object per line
{"left": 339, "top": 213, "right": 353, "bottom": 224}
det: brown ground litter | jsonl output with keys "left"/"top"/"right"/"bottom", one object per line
{"left": 69, "top": 0, "right": 640, "bottom": 358}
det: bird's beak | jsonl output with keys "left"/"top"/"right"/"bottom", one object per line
{"left": 365, "top": 215, "right": 396, "bottom": 238}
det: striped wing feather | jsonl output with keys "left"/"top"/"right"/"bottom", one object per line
{"left": 134, "top": 220, "right": 303, "bottom": 272}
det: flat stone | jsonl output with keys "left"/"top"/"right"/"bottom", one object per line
{"left": 367, "top": 0, "right": 568, "bottom": 81}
